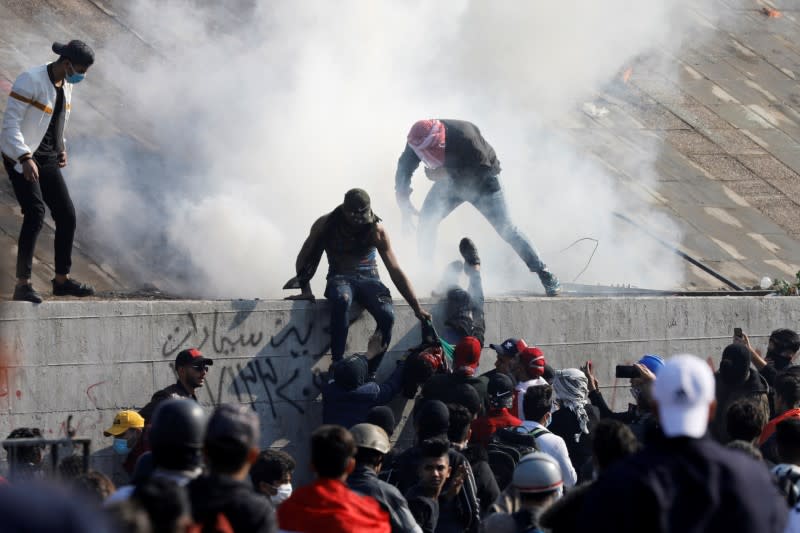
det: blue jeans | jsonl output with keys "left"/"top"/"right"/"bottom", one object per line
{"left": 418, "top": 175, "right": 545, "bottom": 272}
{"left": 325, "top": 273, "right": 395, "bottom": 373}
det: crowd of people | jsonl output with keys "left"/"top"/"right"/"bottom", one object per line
{"left": 4, "top": 36, "right": 800, "bottom": 533}
{"left": 3, "top": 324, "right": 800, "bottom": 533}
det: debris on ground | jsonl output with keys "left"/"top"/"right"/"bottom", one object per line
{"left": 582, "top": 102, "right": 610, "bottom": 118}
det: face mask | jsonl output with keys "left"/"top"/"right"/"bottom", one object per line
{"left": 66, "top": 63, "right": 85, "bottom": 84}
{"left": 271, "top": 483, "right": 292, "bottom": 505}
{"left": 544, "top": 413, "right": 552, "bottom": 428}
{"left": 767, "top": 349, "right": 791, "bottom": 370}
{"left": 113, "top": 438, "right": 130, "bottom": 456}
{"left": 630, "top": 387, "right": 641, "bottom": 403}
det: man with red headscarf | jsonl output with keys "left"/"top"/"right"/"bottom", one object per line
{"left": 395, "top": 119, "right": 561, "bottom": 296}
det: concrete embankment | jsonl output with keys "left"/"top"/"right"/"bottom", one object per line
{"left": 1, "top": 295, "right": 797, "bottom": 482}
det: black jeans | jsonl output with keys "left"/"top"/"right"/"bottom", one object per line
{"left": 4, "top": 159, "right": 76, "bottom": 279}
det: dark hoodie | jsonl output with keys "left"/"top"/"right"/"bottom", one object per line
{"left": 188, "top": 474, "right": 276, "bottom": 533}
{"left": 711, "top": 344, "right": 770, "bottom": 443}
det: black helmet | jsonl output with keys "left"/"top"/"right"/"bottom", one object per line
{"left": 149, "top": 399, "right": 207, "bottom": 471}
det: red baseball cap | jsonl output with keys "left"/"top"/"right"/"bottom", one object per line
{"left": 454, "top": 336, "right": 482, "bottom": 376}
{"left": 519, "top": 346, "right": 545, "bottom": 379}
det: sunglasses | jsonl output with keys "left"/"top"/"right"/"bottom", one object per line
{"left": 190, "top": 364, "right": 210, "bottom": 372}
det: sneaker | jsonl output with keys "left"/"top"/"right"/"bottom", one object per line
{"left": 13, "top": 284, "right": 42, "bottom": 303}
{"left": 538, "top": 269, "right": 561, "bottom": 297}
{"left": 459, "top": 237, "right": 480, "bottom": 267}
{"left": 52, "top": 278, "right": 95, "bottom": 297}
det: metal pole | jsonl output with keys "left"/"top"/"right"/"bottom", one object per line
{"left": 613, "top": 212, "right": 745, "bottom": 291}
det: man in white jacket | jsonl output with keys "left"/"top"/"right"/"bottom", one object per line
{"left": 0, "top": 40, "right": 96, "bottom": 302}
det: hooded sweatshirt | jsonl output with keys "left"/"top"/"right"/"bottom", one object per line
{"left": 278, "top": 478, "right": 390, "bottom": 533}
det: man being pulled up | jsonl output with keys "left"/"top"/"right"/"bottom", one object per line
{"left": 286, "top": 188, "right": 431, "bottom": 376}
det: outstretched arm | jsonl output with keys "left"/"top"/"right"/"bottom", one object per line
{"left": 376, "top": 225, "right": 431, "bottom": 322}
{"left": 285, "top": 215, "right": 328, "bottom": 301}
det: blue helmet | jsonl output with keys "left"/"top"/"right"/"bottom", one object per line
{"left": 638, "top": 354, "right": 665, "bottom": 376}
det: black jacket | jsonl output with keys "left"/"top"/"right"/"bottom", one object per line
{"left": 348, "top": 465, "right": 421, "bottom": 533}
{"left": 540, "top": 481, "right": 592, "bottom": 533}
{"left": 387, "top": 445, "right": 480, "bottom": 533}
{"left": 421, "top": 374, "right": 488, "bottom": 415}
{"left": 395, "top": 120, "right": 501, "bottom": 195}
{"left": 710, "top": 369, "right": 770, "bottom": 443}
{"left": 405, "top": 484, "right": 439, "bottom": 533}
{"left": 549, "top": 406, "right": 600, "bottom": 482}
{"left": 458, "top": 444, "right": 500, "bottom": 516}
{"left": 188, "top": 474, "right": 276, "bottom": 533}
{"left": 578, "top": 436, "right": 788, "bottom": 533}
{"left": 139, "top": 381, "right": 197, "bottom": 423}
{"left": 589, "top": 389, "right": 658, "bottom": 445}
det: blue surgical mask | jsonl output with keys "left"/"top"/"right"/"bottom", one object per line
{"left": 113, "top": 438, "right": 130, "bottom": 455}
{"left": 545, "top": 413, "right": 552, "bottom": 428}
{"left": 66, "top": 64, "right": 85, "bottom": 84}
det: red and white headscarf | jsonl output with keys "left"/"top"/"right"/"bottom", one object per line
{"left": 407, "top": 119, "right": 446, "bottom": 169}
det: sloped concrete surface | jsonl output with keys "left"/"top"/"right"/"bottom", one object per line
{"left": 0, "top": 1, "right": 799, "bottom": 295}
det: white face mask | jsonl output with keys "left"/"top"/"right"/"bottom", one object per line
{"left": 271, "top": 483, "right": 292, "bottom": 505}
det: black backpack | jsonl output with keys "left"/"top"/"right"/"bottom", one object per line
{"left": 487, "top": 426, "right": 541, "bottom": 491}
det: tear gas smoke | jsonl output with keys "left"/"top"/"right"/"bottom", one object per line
{"left": 61, "top": 0, "right": 724, "bottom": 297}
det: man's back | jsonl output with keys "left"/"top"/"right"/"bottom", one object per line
{"left": 188, "top": 474, "right": 275, "bottom": 533}
{"left": 278, "top": 478, "right": 390, "bottom": 533}
{"left": 348, "top": 466, "right": 421, "bottom": 533}
{"left": 579, "top": 436, "right": 787, "bottom": 532}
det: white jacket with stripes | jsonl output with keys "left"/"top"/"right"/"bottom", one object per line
{"left": 1, "top": 64, "right": 72, "bottom": 172}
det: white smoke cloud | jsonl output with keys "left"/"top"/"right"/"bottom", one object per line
{"left": 66, "top": 0, "right": 719, "bottom": 298}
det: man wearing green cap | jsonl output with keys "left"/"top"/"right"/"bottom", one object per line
{"left": 285, "top": 188, "right": 431, "bottom": 376}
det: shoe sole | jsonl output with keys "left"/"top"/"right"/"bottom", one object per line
{"left": 459, "top": 239, "right": 480, "bottom": 266}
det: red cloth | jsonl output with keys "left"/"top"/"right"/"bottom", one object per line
{"left": 277, "top": 478, "right": 390, "bottom": 533}
{"left": 407, "top": 119, "right": 446, "bottom": 169}
{"left": 470, "top": 408, "right": 522, "bottom": 447}
{"left": 759, "top": 408, "right": 800, "bottom": 445}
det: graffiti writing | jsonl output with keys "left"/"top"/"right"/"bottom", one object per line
{"left": 161, "top": 311, "right": 265, "bottom": 357}
{"left": 157, "top": 307, "right": 367, "bottom": 421}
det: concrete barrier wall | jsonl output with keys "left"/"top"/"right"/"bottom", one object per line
{"left": 1, "top": 295, "right": 799, "bottom": 483}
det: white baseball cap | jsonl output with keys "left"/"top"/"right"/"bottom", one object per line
{"left": 652, "top": 354, "right": 715, "bottom": 438}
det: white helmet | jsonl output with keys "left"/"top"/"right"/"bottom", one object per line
{"left": 512, "top": 452, "right": 563, "bottom": 493}
{"left": 350, "top": 423, "right": 391, "bottom": 454}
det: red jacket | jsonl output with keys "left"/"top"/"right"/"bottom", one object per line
{"left": 470, "top": 408, "right": 522, "bottom": 447}
{"left": 277, "top": 478, "right": 390, "bottom": 533}
{"left": 759, "top": 408, "right": 800, "bottom": 445}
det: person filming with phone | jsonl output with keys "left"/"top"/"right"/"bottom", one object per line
{"left": 734, "top": 327, "right": 800, "bottom": 388}
{"left": 582, "top": 355, "right": 664, "bottom": 444}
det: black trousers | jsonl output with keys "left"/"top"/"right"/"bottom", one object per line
{"left": 3, "top": 159, "right": 76, "bottom": 279}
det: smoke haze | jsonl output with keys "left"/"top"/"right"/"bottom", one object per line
{"left": 64, "top": 0, "right": 720, "bottom": 297}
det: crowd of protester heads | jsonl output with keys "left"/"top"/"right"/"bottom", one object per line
{"left": 4, "top": 328, "right": 800, "bottom": 532}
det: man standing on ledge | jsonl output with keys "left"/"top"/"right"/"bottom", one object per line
{"left": 0, "top": 40, "right": 96, "bottom": 303}
{"left": 395, "top": 119, "right": 561, "bottom": 296}
{"left": 285, "top": 188, "right": 431, "bottom": 376}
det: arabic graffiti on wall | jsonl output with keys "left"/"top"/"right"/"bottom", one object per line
{"left": 160, "top": 310, "right": 332, "bottom": 419}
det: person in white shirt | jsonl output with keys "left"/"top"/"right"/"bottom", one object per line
{"left": 1, "top": 40, "right": 96, "bottom": 303}
{"left": 520, "top": 384, "right": 578, "bottom": 487}
{"left": 510, "top": 346, "right": 547, "bottom": 419}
